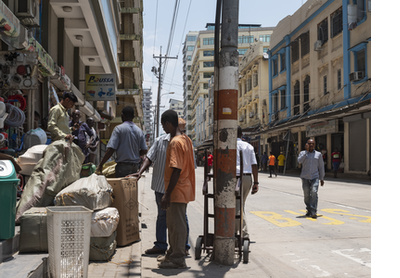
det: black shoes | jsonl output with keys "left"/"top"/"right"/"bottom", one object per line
{"left": 145, "top": 246, "right": 166, "bottom": 255}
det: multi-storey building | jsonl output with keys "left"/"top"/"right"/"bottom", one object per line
{"left": 142, "top": 88, "right": 153, "bottom": 146}
{"left": 188, "top": 23, "right": 275, "bottom": 147}
{"left": 169, "top": 98, "right": 184, "bottom": 119}
{"left": 264, "top": 0, "right": 371, "bottom": 174}
{"left": 182, "top": 31, "right": 198, "bottom": 140}
{"left": 238, "top": 39, "right": 272, "bottom": 154}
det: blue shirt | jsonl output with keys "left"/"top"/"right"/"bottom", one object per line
{"left": 107, "top": 121, "right": 147, "bottom": 163}
{"left": 298, "top": 150, "right": 325, "bottom": 180}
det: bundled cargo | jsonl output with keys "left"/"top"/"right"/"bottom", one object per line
{"left": 54, "top": 174, "right": 113, "bottom": 211}
{"left": 89, "top": 231, "right": 117, "bottom": 261}
{"left": 16, "top": 140, "right": 85, "bottom": 223}
{"left": 107, "top": 177, "right": 140, "bottom": 246}
{"left": 19, "top": 207, "right": 48, "bottom": 252}
{"left": 91, "top": 207, "right": 119, "bottom": 238}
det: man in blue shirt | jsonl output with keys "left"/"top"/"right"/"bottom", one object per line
{"left": 98, "top": 106, "right": 147, "bottom": 177}
{"left": 297, "top": 138, "right": 325, "bottom": 219}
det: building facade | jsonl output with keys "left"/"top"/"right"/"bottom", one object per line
{"left": 169, "top": 98, "right": 184, "bottom": 118}
{"left": 187, "top": 24, "right": 275, "bottom": 147}
{"left": 142, "top": 88, "right": 153, "bottom": 146}
{"left": 263, "top": 0, "right": 371, "bottom": 174}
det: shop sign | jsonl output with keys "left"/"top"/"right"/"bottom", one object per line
{"left": 85, "top": 74, "right": 116, "bottom": 101}
{"left": 0, "top": 2, "right": 20, "bottom": 38}
{"left": 306, "top": 119, "right": 338, "bottom": 137}
{"left": 0, "top": 51, "right": 38, "bottom": 90}
{"left": 27, "top": 38, "right": 56, "bottom": 77}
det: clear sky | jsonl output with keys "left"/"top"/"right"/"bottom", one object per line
{"left": 142, "top": 0, "right": 305, "bottom": 110}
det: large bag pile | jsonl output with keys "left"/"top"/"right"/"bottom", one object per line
{"left": 16, "top": 140, "right": 85, "bottom": 223}
{"left": 54, "top": 174, "right": 113, "bottom": 210}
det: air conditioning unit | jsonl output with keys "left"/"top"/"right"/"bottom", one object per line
{"left": 314, "top": 40, "right": 323, "bottom": 51}
{"left": 349, "top": 71, "right": 364, "bottom": 82}
{"left": 15, "top": 0, "right": 40, "bottom": 27}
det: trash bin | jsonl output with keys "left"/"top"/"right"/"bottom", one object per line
{"left": 47, "top": 206, "right": 92, "bottom": 278}
{"left": 0, "top": 160, "right": 20, "bottom": 240}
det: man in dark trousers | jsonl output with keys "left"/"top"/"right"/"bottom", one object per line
{"left": 98, "top": 106, "right": 147, "bottom": 177}
{"left": 298, "top": 138, "right": 325, "bottom": 218}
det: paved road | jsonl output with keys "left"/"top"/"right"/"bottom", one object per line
{"left": 139, "top": 167, "right": 371, "bottom": 277}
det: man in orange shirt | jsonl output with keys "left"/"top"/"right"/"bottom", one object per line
{"left": 159, "top": 110, "right": 195, "bottom": 269}
{"left": 268, "top": 152, "right": 277, "bottom": 178}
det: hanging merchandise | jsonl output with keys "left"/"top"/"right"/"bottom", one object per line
{"left": 0, "top": 101, "right": 7, "bottom": 129}
{"left": 0, "top": 131, "right": 8, "bottom": 149}
{"left": 7, "top": 93, "right": 26, "bottom": 110}
{"left": 5, "top": 102, "right": 25, "bottom": 127}
{"left": 0, "top": 51, "right": 38, "bottom": 90}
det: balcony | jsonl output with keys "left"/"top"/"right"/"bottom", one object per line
{"left": 120, "top": 34, "right": 141, "bottom": 41}
{"left": 119, "top": 61, "right": 141, "bottom": 68}
{"left": 120, "top": 7, "right": 142, "bottom": 14}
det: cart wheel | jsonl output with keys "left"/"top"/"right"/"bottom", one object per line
{"left": 195, "top": 236, "right": 203, "bottom": 260}
{"left": 243, "top": 239, "right": 250, "bottom": 264}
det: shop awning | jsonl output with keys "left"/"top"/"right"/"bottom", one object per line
{"left": 79, "top": 101, "right": 101, "bottom": 122}
{"left": 71, "top": 84, "right": 85, "bottom": 106}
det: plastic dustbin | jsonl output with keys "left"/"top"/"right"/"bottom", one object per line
{"left": 46, "top": 206, "right": 92, "bottom": 278}
{"left": 0, "top": 160, "right": 20, "bottom": 240}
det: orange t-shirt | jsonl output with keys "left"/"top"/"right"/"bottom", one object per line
{"left": 164, "top": 134, "right": 196, "bottom": 203}
{"left": 269, "top": 155, "right": 276, "bottom": 166}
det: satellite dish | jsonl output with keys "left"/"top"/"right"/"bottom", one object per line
{"left": 263, "top": 53, "right": 269, "bottom": 60}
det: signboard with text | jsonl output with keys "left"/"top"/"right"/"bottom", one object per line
{"left": 85, "top": 74, "right": 116, "bottom": 101}
{"left": 306, "top": 120, "right": 338, "bottom": 137}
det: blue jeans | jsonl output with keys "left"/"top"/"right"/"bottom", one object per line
{"left": 301, "top": 178, "right": 319, "bottom": 215}
{"left": 155, "top": 192, "right": 190, "bottom": 251}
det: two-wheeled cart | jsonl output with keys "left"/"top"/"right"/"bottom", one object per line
{"left": 194, "top": 149, "right": 250, "bottom": 263}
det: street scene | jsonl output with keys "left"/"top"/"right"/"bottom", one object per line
{"left": 139, "top": 167, "right": 371, "bottom": 278}
{"left": 0, "top": 0, "right": 376, "bottom": 277}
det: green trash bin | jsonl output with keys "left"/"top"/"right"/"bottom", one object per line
{"left": 0, "top": 160, "right": 20, "bottom": 240}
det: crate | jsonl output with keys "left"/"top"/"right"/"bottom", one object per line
{"left": 46, "top": 206, "right": 92, "bottom": 278}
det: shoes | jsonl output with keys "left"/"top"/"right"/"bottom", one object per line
{"left": 157, "top": 255, "right": 167, "bottom": 262}
{"left": 145, "top": 246, "right": 166, "bottom": 255}
{"left": 311, "top": 214, "right": 318, "bottom": 219}
{"left": 186, "top": 250, "right": 190, "bottom": 256}
{"left": 158, "top": 260, "right": 187, "bottom": 269}
{"left": 305, "top": 211, "right": 311, "bottom": 217}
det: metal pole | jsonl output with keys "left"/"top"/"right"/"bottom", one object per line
{"left": 213, "top": 0, "right": 239, "bottom": 266}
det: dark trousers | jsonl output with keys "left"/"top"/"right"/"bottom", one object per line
{"left": 269, "top": 165, "right": 277, "bottom": 177}
{"left": 115, "top": 162, "right": 139, "bottom": 178}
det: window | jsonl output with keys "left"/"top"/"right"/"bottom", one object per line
{"left": 272, "top": 93, "right": 278, "bottom": 114}
{"left": 303, "top": 75, "right": 310, "bottom": 108}
{"left": 238, "top": 35, "right": 254, "bottom": 44}
{"left": 187, "top": 65, "right": 191, "bottom": 71}
{"left": 293, "top": 81, "right": 300, "bottom": 115}
{"left": 187, "top": 46, "right": 194, "bottom": 51}
{"left": 203, "top": 61, "right": 214, "bottom": 67}
{"left": 355, "top": 49, "right": 366, "bottom": 72}
{"left": 337, "top": 69, "right": 342, "bottom": 89}
{"left": 331, "top": 7, "right": 343, "bottom": 38}
{"left": 238, "top": 48, "right": 248, "bottom": 55}
{"left": 203, "top": 72, "right": 213, "bottom": 78}
{"left": 280, "top": 52, "right": 286, "bottom": 72}
{"left": 280, "top": 89, "right": 286, "bottom": 109}
{"left": 203, "top": 50, "right": 214, "bottom": 56}
{"left": 187, "top": 55, "right": 192, "bottom": 61}
{"left": 203, "top": 83, "right": 209, "bottom": 89}
{"left": 203, "top": 37, "right": 214, "bottom": 45}
{"left": 259, "top": 35, "right": 271, "bottom": 43}
{"left": 253, "top": 71, "right": 258, "bottom": 87}
{"left": 291, "top": 40, "right": 299, "bottom": 63}
{"left": 272, "top": 56, "right": 278, "bottom": 76}
{"left": 187, "top": 35, "right": 196, "bottom": 41}
{"left": 300, "top": 32, "right": 310, "bottom": 57}
{"left": 246, "top": 78, "right": 252, "bottom": 92}
{"left": 323, "top": 75, "right": 328, "bottom": 95}
{"left": 317, "top": 18, "right": 328, "bottom": 44}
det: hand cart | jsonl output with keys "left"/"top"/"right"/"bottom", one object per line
{"left": 195, "top": 149, "right": 250, "bottom": 263}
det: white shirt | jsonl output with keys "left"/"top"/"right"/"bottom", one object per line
{"left": 236, "top": 138, "right": 257, "bottom": 175}
{"left": 146, "top": 133, "right": 170, "bottom": 193}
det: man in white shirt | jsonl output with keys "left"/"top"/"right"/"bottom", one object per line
{"left": 236, "top": 126, "right": 259, "bottom": 239}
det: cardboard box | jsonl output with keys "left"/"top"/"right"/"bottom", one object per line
{"left": 107, "top": 178, "right": 140, "bottom": 246}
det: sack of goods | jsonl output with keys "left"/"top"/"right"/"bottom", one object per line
{"left": 91, "top": 207, "right": 119, "bottom": 238}
{"left": 17, "top": 144, "right": 48, "bottom": 175}
{"left": 89, "top": 231, "right": 117, "bottom": 261}
{"left": 19, "top": 207, "right": 48, "bottom": 253}
{"left": 54, "top": 173, "right": 113, "bottom": 211}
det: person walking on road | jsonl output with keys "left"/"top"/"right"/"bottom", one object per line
{"left": 261, "top": 152, "right": 268, "bottom": 172}
{"left": 268, "top": 152, "right": 277, "bottom": 177}
{"left": 331, "top": 148, "right": 342, "bottom": 178}
{"left": 98, "top": 106, "right": 147, "bottom": 177}
{"left": 278, "top": 152, "right": 285, "bottom": 173}
{"left": 158, "top": 110, "right": 195, "bottom": 269}
{"left": 298, "top": 138, "right": 325, "bottom": 218}
{"left": 47, "top": 92, "right": 78, "bottom": 141}
{"left": 236, "top": 126, "right": 259, "bottom": 239}
{"left": 128, "top": 118, "right": 191, "bottom": 257}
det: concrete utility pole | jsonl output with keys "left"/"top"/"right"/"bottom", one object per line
{"left": 153, "top": 46, "right": 177, "bottom": 137}
{"left": 213, "top": 0, "right": 239, "bottom": 266}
